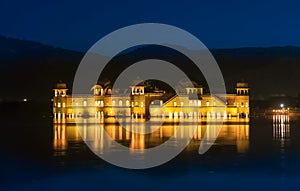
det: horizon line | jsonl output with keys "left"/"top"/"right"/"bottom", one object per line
{"left": 1, "top": 34, "right": 300, "bottom": 53}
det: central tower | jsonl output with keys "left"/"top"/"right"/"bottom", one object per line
{"left": 131, "top": 85, "right": 146, "bottom": 118}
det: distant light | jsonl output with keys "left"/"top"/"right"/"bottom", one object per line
{"left": 280, "top": 103, "right": 284, "bottom": 108}
{"left": 51, "top": 99, "right": 54, "bottom": 102}
{"left": 23, "top": 98, "right": 28, "bottom": 102}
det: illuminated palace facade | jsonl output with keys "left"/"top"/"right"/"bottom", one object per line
{"left": 53, "top": 81, "right": 250, "bottom": 123}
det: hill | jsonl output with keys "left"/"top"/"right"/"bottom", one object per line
{"left": 1, "top": 36, "right": 300, "bottom": 101}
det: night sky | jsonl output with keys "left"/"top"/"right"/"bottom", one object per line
{"left": 1, "top": 0, "right": 300, "bottom": 51}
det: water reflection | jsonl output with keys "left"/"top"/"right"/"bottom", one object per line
{"left": 192, "top": 124, "right": 249, "bottom": 153}
{"left": 272, "top": 114, "right": 290, "bottom": 183}
{"left": 273, "top": 114, "right": 290, "bottom": 140}
{"left": 53, "top": 124, "right": 67, "bottom": 156}
{"left": 53, "top": 119, "right": 250, "bottom": 160}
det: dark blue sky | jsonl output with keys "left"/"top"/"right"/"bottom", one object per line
{"left": 1, "top": 0, "right": 300, "bottom": 51}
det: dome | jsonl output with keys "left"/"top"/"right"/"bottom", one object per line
{"left": 91, "top": 84, "right": 103, "bottom": 91}
{"left": 55, "top": 81, "right": 67, "bottom": 89}
{"left": 237, "top": 82, "right": 248, "bottom": 88}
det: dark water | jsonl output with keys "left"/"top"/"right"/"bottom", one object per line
{"left": 1, "top": 110, "right": 300, "bottom": 191}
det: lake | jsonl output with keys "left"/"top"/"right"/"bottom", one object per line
{"left": 1, "top": 112, "right": 300, "bottom": 191}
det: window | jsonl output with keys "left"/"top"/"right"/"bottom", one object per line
{"left": 62, "top": 102, "right": 66, "bottom": 108}
{"left": 119, "top": 100, "right": 123, "bottom": 106}
{"left": 212, "top": 112, "right": 215, "bottom": 118}
{"left": 198, "top": 100, "right": 201, "bottom": 106}
{"left": 207, "top": 112, "right": 210, "bottom": 118}
{"left": 95, "top": 100, "right": 101, "bottom": 106}
{"left": 174, "top": 102, "right": 177, "bottom": 107}
{"left": 83, "top": 101, "right": 87, "bottom": 106}
{"left": 112, "top": 100, "right": 115, "bottom": 106}
{"left": 126, "top": 100, "right": 129, "bottom": 106}
{"left": 57, "top": 102, "right": 61, "bottom": 108}
{"left": 206, "top": 101, "right": 209, "bottom": 106}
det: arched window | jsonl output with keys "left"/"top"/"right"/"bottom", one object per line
{"left": 174, "top": 112, "right": 178, "bottom": 118}
{"left": 194, "top": 100, "right": 197, "bottom": 106}
{"left": 206, "top": 101, "right": 210, "bottom": 106}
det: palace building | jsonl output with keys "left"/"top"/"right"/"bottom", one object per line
{"left": 53, "top": 81, "right": 250, "bottom": 123}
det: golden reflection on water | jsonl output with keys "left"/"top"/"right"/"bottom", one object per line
{"left": 53, "top": 124, "right": 67, "bottom": 156}
{"left": 273, "top": 114, "right": 290, "bottom": 140}
{"left": 53, "top": 119, "right": 250, "bottom": 156}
